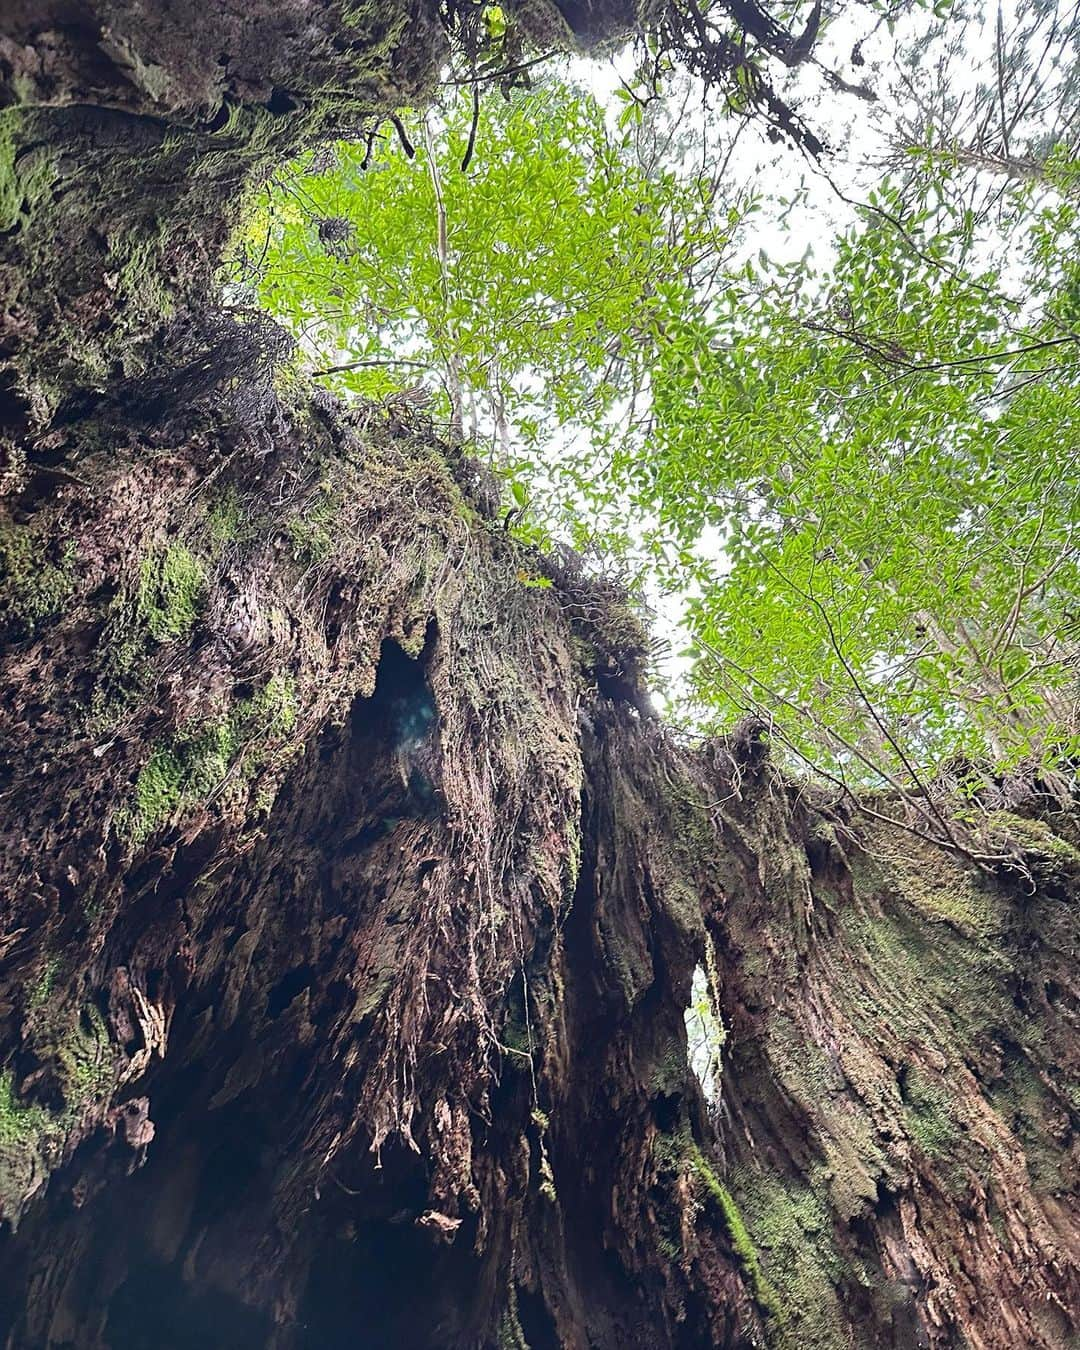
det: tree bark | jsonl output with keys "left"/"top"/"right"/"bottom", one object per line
{"left": 0, "top": 5, "right": 1077, "bottom": 1348}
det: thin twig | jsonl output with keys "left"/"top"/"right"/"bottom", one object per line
{"left": 311, "top": 357, "right": 433, "bottom": 377}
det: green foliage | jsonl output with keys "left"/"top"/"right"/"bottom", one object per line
{"left": 237, "top": 79, "right": 732, "bottom": 552}
{"left": 647, "top": 160, "right": 1080, "bottom": 785}
{"left": 685, "top": 963, "right": 724, "bottom": 1101}
{"left": 137, "top": 543, "right": 205, "bottom": 642}
{"left": 241, "top": 37, "right": 1080, "bottom": 793}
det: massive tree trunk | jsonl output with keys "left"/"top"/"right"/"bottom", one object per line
{"left": 1, "top": 5, "right": 1077, "bottom": 1348}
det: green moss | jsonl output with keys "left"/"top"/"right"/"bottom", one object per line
{"left": 985, "top": 1056, "right": 1065, "bottom": 1194}
{"left": 902, "top": 1065, "right": 956, "bottom": 1159}
{"left": 0, "top": 1071, "right": 52, "bottom": 1148}
{"left": 652, "top": 1125, "right": 786, "bottom": 1336}
{"left": 842, "top": 849, "right": 1013, "bottom": 1051}
{"left": 286, "top": 480, "right": 344, "bottom": 563}
{"left": 651, "top": 1039, "right": 690, "bottom": 1096}
{"left": 857, "top": 839, "right": 1003, "bottom": 939}
{"left": 690, "top": 1145, "right": 784, "bottom": 1328}
{"left": 85, "top": 642, "right": 151, "bottom": 733}
{"left": 985, "top": 811, "right": 1080, "bottom": 859}
{"left": 0, "top": 114, "right": 55, "bottom": 233}
{"left": 1, "top": 1004, "right": 116, "bottom": 1226}
{"left": 122, "top": 673, "right": 298, "bottom": 842}
{"left": 128, "top": 745, "right": 187, "bottom": 840}
{"left": 983, "top": 810, "right": 1080, "bottom": 885}
{"left": 138, "top": 543, "right": 205, "bottom": 642}
{"left": 1, "top": 0, "right": 432, "bottom": 413}
{"left": 145, "top": 719, "right": 234, "bottom": 828}
{"left": 205, "top": 486, "right": 244, "bottom": 547}
{"left": 729, "top": 1165, "right": 857, "bottom": 1350}
{"left": 658, "top": 772, "right": 715, "bottom": 862}
{"left": 339, "top": 0, "right": 412, "bottom": 50}
{"left": 0, "top": 525, "right": 77, "bottom": 635}
{"left": 107, "top": 227, "right": 175, "bottom": 323}
{"left": 352, "top": 959, "right": 399, "bottom": 1022}
{"left": 57, "top": 1005, "right": 112, "bottom": 1106}
{"left": 499, "top": 971, "right": 536, "bottom": 1063}
{"left": 286, "top": 515, "right": 335, "bottom": 563}
{"left": 1, "top": 1009, "right": 112, "bottom": 1144}
{"left": 497, "top": 1287, "right": 530, "bottom": 1350}
{"left": 248, "top": 672, "right": 299, "bottom": 736}
{"left": 27, "top": 956, "right": 61, "bottom": 1012}
{"left": 767, "top": 1012, "right": 844, "bottom": 1106}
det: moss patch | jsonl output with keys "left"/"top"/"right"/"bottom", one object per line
{"left": 27, "top": 956, "right": 61, "bottom": 1012}
{"left": 983, "top": 811, "right": 1080, "bottom": 888}
{"left": 497, "top": 1287, "right": 530, "bottom": 1350}
{"left": 690, "top": 1144, "right": 784, "bottom": 1328}
{"left": 204, "top": 486, "right": 245, "bottom": 548}
{"left": 729, "top": 1164, "right": 856, "bottom": 1350}
{"left": 1, "top": 1005, "right": 115, "bottom": 1226}
{"left": 0, "top": 525, "right": 77, "bottom": 636}
{"left": 285, "top": 479, "right": 346, "bottom": 563}
{"left": 985, "top": 1055, "right": 1067, "bottom": 1194}
{"left": 137, "top": 543, "right": 206, "bottom": 642}
{"left": 56, "top": 1005, "right": 112, "bottom": 1106}
{"left": 122, "top": 672, "right": 298, "bottom": 842}
{"left": 902, "top": 1065, "right": 956, "bottom": 1160}
{"left": 0, "top": 114, "right": 55, "bottom": 233}
{"left": 652, "top": 1124, "right": 785, "bottom": 1337}
{"left": 0, "top": 1072, "right": 52, "bottom": 1149}
{"left": 105, "top": 226, "right": 176, "bottom": 325}
{"left": 860, "top": 838, "right": 1003, "bottom": 938}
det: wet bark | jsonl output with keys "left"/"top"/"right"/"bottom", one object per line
{"left": 0, "top": 5, "right": 1077, "bottom": 1349}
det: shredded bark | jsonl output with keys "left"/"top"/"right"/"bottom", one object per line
{"left": 0, "top": 4, "right": 1076, "bottom": 1348}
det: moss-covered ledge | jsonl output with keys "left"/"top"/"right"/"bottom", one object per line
{"left": 0, "top": 0, "right": 446, "bottom": 422}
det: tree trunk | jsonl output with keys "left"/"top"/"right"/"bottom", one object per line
{"left": 1, "top": 5, "right": 1077, "bottom": 1348}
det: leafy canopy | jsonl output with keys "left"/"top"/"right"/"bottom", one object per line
{"left": 647, "top": 165, "right": 1080, "bottom": 787}
{"left": 234, "top": 4, "right": 1080, "bottom": 800}
{"left": 235, "top": 82, "right": 731, "bottom": 549}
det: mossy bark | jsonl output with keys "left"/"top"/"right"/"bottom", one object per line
{"left": 0, "top": 5, "right": 1077, "bottom": 1348}
{"left": 0, "top": 0, "right": 445, "bottom": 427}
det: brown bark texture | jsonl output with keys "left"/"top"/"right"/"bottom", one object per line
{"left": 0, "top": 4, "right": 1077, "bottom": 1348}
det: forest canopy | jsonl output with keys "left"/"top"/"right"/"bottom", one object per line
{"left": 228, "top": 0, "right": 1080, "bottom": 825}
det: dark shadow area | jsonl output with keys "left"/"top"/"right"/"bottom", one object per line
{"left": 296, "top": 1139, "right": 489, "bottom": 1350}
{"left": 106, "top": 1260, "right": 272, "bottom": 1350}
{"left": 348, "top": 635, "right": 440, "bottom": 817}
